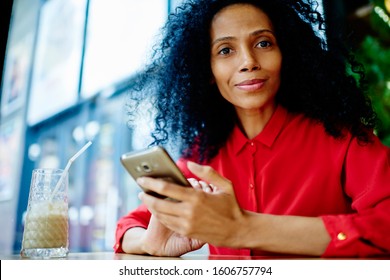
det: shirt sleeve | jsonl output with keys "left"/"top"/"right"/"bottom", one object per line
{"left": 113, "top": 204, "right": 151, "bottom": 253}
{"left": 321, "top": 136, "right": 390, "bottom": 257}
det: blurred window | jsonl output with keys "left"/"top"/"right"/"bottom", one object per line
{"left": 81, "top": 0, "right": 168, "bottom": 99}
{"left": 27, "top": 0, "right": 87, "bottom": 125}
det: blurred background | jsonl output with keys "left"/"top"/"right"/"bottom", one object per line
{"left": 0, "top": 0, "right": 389, "bottom": 255}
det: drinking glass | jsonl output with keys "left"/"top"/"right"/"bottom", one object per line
{"left": 20, "top": 168, "right": 69, "bottom": 259}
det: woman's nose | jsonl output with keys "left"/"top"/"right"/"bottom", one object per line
{"left": 239, "top": 50, "right": 260, "bottom": 72}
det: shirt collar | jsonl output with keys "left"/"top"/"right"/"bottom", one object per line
{"left": 230, "top": 105, "right": 289, "bottom": 155}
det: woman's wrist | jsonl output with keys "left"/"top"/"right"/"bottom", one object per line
{"left": 122, "top": 227, "right": 148, "bottom": 255}
{"left": 220, "top": 209, "right": 260, "bottom": 248}
{"left": 231, "top": 210, "right": 266, "bottom": 249}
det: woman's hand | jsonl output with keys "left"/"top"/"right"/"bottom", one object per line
{"left": 136, "top": 215, "right": 205, "bottom": 257}
{"left": 122, "top": 165, "right": 215, "bottom": 257}
{"left": 136, "top": 161, "right": 330, "bottom": 256}
{"left": 137, "top": 161, "right": 246, "bottom": 248}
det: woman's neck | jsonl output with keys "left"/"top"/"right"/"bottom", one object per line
{"left": 236, "top": 104, "right": 277, "bottom": 139}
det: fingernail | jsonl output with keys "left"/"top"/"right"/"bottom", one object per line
{"left": 136, "top": 177, "right": 145, "bottom": 184}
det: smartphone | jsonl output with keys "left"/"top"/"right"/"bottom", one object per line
{"left": 120, "top": 146, "right": 190, "bottom": 200}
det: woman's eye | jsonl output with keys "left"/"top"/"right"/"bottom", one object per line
{"left": 257, "top": 41, "right": 272, "bottom": 48}
{"left": 218, "top": 47, "right": 232, "bottom": 55}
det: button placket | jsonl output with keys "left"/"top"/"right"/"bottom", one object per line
{"left": 249, "top": 141, "right": 256, "bottom": 190}
{"left": 247, "top": 141, "right": 258, "bottom": 210}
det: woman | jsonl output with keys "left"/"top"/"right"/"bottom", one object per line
{"left": 115, "top": 0, "right": 390, "bottom": 257}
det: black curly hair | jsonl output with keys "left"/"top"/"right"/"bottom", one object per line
{"left": 126, "top": 0, "right": 377, "bottom": 163}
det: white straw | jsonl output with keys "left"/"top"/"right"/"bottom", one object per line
{"left": 50, "top": 141, "right": 92, "bottom": 200}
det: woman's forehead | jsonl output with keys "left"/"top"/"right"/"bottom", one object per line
{"left": 210, "top": 4, "right": 274, "bottom": 37}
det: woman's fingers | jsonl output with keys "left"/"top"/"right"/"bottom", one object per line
{"left": 188, "top": 177, "right": 213, "bottom": 192}
{"left": 199, "top": 180, "right": 213, "bottom": 193}
{"left": 187, "top": 161, "right": 233, "bottom": 194}
{"left": 137, "top": 176, "right": 191, "bottom": 201}
{"left": 138, "top": 191, "right": 180, "bottom": 217}
{"left": 187, "top": 178, "right": 202, "bottom": 190}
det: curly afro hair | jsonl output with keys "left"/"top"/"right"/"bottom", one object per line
{"left": 126, "top": 0, "right": 377, "bottom": 163}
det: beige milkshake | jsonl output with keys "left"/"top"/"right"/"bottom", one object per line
{"left": 21, "top": 201, "right": 68, "bottom": 250}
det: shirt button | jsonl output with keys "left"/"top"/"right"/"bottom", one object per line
{"left": 116, "top": 244, "right": 120, "bottom": 248}
{"left": 337, "top": 232, "right": 347, "bottom": 241}
{"left": 249, "top": 183, "right": 254, "bottom": 189}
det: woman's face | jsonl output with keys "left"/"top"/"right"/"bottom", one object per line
{"left": 210, "top": 4, "right": 282, "bottom": 115}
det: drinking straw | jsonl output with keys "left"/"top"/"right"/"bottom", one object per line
{"left": 50, "top": 141, "right": 92, "bottom": 200}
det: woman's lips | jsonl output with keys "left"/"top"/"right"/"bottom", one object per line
{"left": 235, "top": 79, "right": 266, "bottom": 91}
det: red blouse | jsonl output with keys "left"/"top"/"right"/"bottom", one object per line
{"left": 114, "top": 106, "right": 390, "bottom": 257}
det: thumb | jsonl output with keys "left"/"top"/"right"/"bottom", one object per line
{"left": 187, "top": 161, "right": 233, "bottom": 194}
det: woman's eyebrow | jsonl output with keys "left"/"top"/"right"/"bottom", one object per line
{"left": 211, "top": 36, "right": 235, "bottom": 46}
{"left": 211, "top": 29, "right": 275, "bottom": 46}
{"left": 251, "top": 29, "right": 275, "bottom": 37}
